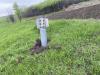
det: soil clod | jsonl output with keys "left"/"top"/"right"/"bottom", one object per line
{"left": 30, "top": 39, "right": 50, "bottom": 54}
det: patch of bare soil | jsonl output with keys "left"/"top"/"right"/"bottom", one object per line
{"left": 30, "top": 38, "right": 52, "bottom": 54}
{"left": 30, "top": 39, "right": 47, "bottom": 54}
{"left": 30, "top": 39, "right": 62, "bottom": 54}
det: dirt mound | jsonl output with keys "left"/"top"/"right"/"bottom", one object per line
{"left": 46, "top": 0, "right": 100, "bottom": 19}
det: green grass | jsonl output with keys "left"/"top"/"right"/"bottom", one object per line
{"left": 33, "top": 0, "right": 89, "bottom": 10}
{"left": 0, "top": 19, "right": 100, "bottom": 75}
{"left": 34, "top": 0, "right": 62, "bottom": 10}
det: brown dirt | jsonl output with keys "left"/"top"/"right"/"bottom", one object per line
{"left": 30, "top": 39, "right": 51, "bottom": 54}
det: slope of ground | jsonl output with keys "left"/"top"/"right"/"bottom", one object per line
{"left": 0, "top": 19, "right": 100, "bottom": 75}
{"left": 65, "top": 0, "right": 100, "bottom": 11}
{"left": 23, "top": 0, "right": 89, "bottom": 18}
{"left": 47, "top": 0, "right": 100, "bottom": 19}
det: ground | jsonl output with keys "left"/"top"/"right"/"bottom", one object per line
{"left": 46, "top": 0, "right": 100, "bottom": 19}
{"left": 0, "top": 19, "right": 100, "bottom": 75}
{"left": 65, "top": 0, "right": 100, "bottom": 11}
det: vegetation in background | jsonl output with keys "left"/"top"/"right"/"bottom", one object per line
{"left": 34, "top": 0, "right": 89, "bottom": 10}
{"left": 7, "top": 15, "right": 16, "bottom": 23}
{"left": 13, "top": 2, "right": 22, "bottom": 22}
{"left": 0, "top": 19, "right": 100, "bottom": 75}
{"left": 22, "top": 0, "right": 89, "bottom": 18}
{"left": 34, "top": 0, "right": 62, "bottom": 10}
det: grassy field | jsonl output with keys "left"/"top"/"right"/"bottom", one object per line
{"left": 0, "top": 19, "right": 100, "bottom": 75}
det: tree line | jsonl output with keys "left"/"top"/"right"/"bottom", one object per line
{"left": 8, "top": 0, "right": 89, "bottom": 23}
